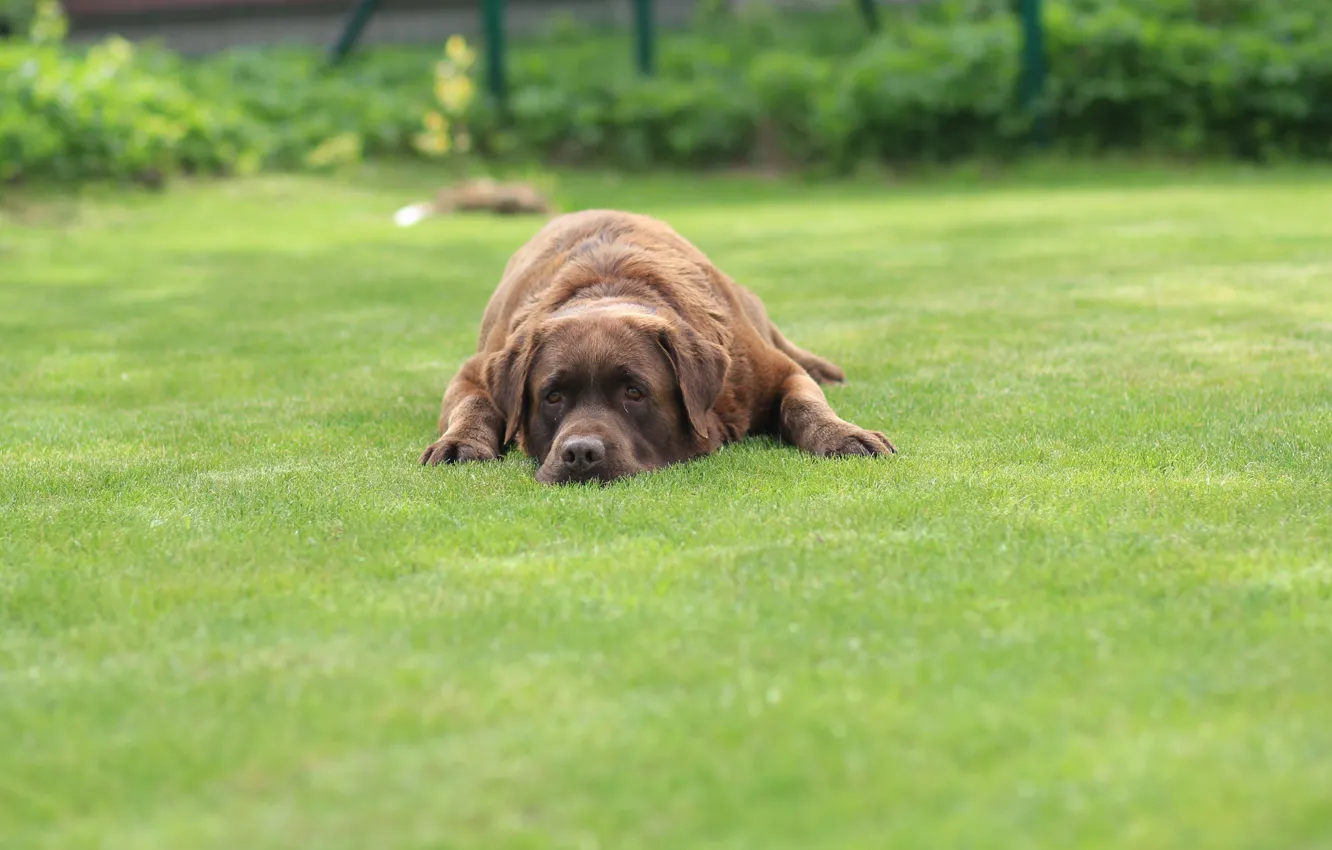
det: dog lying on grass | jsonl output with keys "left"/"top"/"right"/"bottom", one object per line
{"left": 420, "top": 209, "right": 896, "bottom": 484}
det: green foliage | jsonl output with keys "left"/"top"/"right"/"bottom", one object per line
{"left": 0, "top": 0, "right": 36, "bottom": 35}
{"left": 1043, "top": 1, "right": 1332, "bottom": 159}
{"left": 825, "top": 19, "right": 1026, "bottom": 165}
{"left": 1, "top": 0, "right": 65, "bottom": 42}
{"left": 0, "top": 37, "right": 263, "bottom": 183}
{"left": 3, "top": 0, "right": 1332, "bottom": 182}
{"left": 179, "top": 48, "right": 435, "bottom": 168}
{"left": 747, "top": 50, "right": 833, "bottom": 163}
{"left": 470, "top": 0, "right": 1332, "bottom": 168}
{"left": 488, "top": 0, "right": 1332, "bottom": 169}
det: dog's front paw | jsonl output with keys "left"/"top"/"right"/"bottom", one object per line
{"left": 808, "top": 423, "right": 897, "bottom": 458}
{"left": 419, "top": 437, "right": 499, "bottom": 466}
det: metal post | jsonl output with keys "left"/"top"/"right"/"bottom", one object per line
{"left": 329, "top": 0, "right": 381, "bottom": 64}
{"left": 633, "top": 0, "right": 655, "bottom": 75}
{"left": 1019, "top": 0, "right": 1048, "bottom": 145}
{"left": 482, "top": 0, "right": 508, "bottom": 106}
{"left": 856, "top": 0, "right": 880, "bottom": 34}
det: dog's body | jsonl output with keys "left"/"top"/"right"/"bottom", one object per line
{"left": 421, "top": 209, "right": 895, "bottom": 484}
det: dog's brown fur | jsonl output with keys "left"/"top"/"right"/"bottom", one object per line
{"left": 420, "top": 209, "right": 895, "bottom": 484}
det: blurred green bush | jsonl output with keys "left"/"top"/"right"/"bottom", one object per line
{"left": 0, "top": 0, "right": 37, "bottom": 34}
{"left": 1, "top": 39, "right": 265, "bottom": 183}
{"left": 2, "top": 0, "right": 1331, "bottom": 183}
{"left": 1, "top": 1, "right": 264, "bottom": 183}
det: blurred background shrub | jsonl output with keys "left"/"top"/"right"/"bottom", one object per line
{"left": 2, "top": 0, "right": 1330, "bottom": 184}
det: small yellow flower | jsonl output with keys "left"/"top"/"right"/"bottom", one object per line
{"left": 434, "top": 76, "right": 475, "bottom": 113}
{"left": 90, "top": 34, "right": 135, "bottom": 70}
{"left": 414, "top": 36, "right": 478, "bottom": 161}
{"left": 104, "top": 35, "right": 134, "bottom": 66}
{"left": 413, "top": 130, "right": 451, "bottom": 157}
{"left": 444, "top": 35, "right": 475, "bottom": 67}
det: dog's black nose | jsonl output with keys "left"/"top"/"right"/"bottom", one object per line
{"left": 560, "top": 436, "right": 605, "bottom": 473}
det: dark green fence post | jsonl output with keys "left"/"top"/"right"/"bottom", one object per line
{"left": 329, "top": 0, "right": 381, "bottom": 64}
{"left": 633, "top": 0, "right": 655, "bottom": 75}
{"left": 483, "top": 0, "right": 508, "bottom": 106}
{"left": 856, "top": 0, "right": 880, "bottom": 33}
{"left": 1019, "top": 0, "right": 1048, "bottom": 145}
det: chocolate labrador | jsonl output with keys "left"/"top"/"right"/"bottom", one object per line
{"left": 420, "top": 209, "right": 896, "bottom": 484}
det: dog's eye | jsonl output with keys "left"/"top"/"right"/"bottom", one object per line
{"left": 625, "top": 386, "right": 645, "bottom": 402}
{"left": 544, "top": 391, "right": 562, "bottom": 405}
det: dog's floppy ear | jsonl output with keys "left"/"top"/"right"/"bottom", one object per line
{"left": 484, "top": 329, "right": 541, "bottom": 446}
{"left": 657, "top": 322, "right": 729, "bottom": 440}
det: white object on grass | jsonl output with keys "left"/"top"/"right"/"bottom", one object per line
{"left": 393, "top": 202, "right": 434, "bottom": 228}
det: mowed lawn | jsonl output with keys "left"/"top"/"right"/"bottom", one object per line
{"left": 2, "top": 165, "right": 1330, "bottom": 849}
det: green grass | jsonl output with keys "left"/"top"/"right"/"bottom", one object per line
{"left": 2, "top": 164, "right": 1331, "bottom": 849}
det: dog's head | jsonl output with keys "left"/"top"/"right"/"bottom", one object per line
{"left": 486, "top": 301, "right": 728, "bottom": 484}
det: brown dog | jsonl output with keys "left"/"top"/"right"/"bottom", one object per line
{"left": 420, "top": 209, "right": 896, "bottom": 484}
